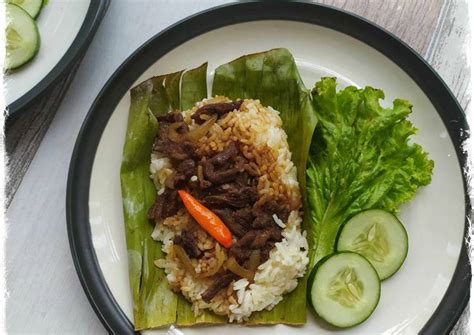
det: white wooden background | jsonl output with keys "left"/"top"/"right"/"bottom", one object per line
{"left": 5, "top": 0, "right": 471, "bottom": 333}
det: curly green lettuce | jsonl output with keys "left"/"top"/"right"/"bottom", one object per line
{"left": 306, "top": 77, "right": 433, "bottom": 265}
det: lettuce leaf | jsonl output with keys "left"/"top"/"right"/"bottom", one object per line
{"left": 306, "top": 77, "right": 434, "bottom": 265}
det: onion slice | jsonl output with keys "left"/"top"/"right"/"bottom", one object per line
{"left": 226, "top": 256, "right": 255, "bottom": 281}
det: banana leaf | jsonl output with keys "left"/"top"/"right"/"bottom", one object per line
{"left": 213, "top": 48, "right": 317, "bottom": 324}
{"left": 120, "top": 49, "right": 317, "bottom": 330}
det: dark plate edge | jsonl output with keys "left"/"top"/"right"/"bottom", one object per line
{"left": 66, "top": 1, "right": 471, "bottom": 334}
{"left": 6, "top": 0, "right": 110, "bottom": 120}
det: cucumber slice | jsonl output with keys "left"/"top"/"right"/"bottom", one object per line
{"left": 7, "top": 0, "right": 43, "bottom": 19}
{"left": 336, "top": 209, "right": 408, "bottom": 280}
{"left": 5, "top": 3, "right": 40, "bottom": 70}
{"left": 307, "top": 252, "right": 380, "bottom": 328}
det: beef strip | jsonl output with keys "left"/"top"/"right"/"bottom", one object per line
{"left": 250, "top": 230, "right": 271, "bottom": 249}
{"left": 209, "top": 142, "right": 239, "bottom": 165}
{"left": 260, "top": 200, "right": 290, "bottom": 223}
{"left": 157, "top": 111, "right": 184, "bottom": 123}
{"left": 175, "top": 122, "right": 190, "bottom": 134}
{"left": 192, "top": 101, "right": 243, "bottom": 124}
{"left": 213, "top": 208, "right": 247, "bottom": 238}
{"left": 234, "top": 172, "right": 252, "bottom": 186}
{"left": 267, "top": 226, "right": 283, "bottom": 241}
{"left": 252, "top": 211, "right": 274, "bottom": 228}
{"left": 173, "top": 230, "right": 201, "bottom": 258}
{"left": 252, "top": 200, "right": 290, "bottom": 228}
{"left": 201, "top": 272, "right": 238, "bottom": 302}
{"left": 166, "top": 159, "right": 197, "bottom": 189}
{"left": 201, "top": 186, "right": 258, "bottom": 208}
{"left": 233, "top": 230, "right": 259, "bottom": 249}
{"left": 229, "top": 224, "right": 283, "bottom": 263}
{"left": 201, "top": 143, "right": 242, "bottom": 185}
{"left": 233, "top": 206, "right": 254, "bottom": 227}
{"left": 241, "top": 227, "right": 281, "bottom": 249}
{"left": 199, "top": 179, "right": 212, "bottom": 189}
{"left": 229, "top": 246, "right": 253, "bottom": 263}
{"left": 153, "top": 136, "right": 197, "bottom": 161}
{"left": 147, "top": 188, "right": 181, "bottom": 220}
{"left": 203, "top": 161, "right": 241, "bottom": 185}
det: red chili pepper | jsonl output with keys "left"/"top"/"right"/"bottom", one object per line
{"left": 177, "top": 190, "right": 233, "bottom": 248}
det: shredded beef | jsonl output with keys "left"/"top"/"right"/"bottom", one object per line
{"left": 229, "top": 246, "right": 253, "bottom": 263}
{"left": 147, "top": 188, "right": 181, "bottom": 220}
{"left": 213, "top": 208, "right": 247, "bottom": 237}
{"left": 252, "top": 200, "right": 290, "bottom": 228}
{"left": 149, "top": 109, "right": 293, "bottom": 272}
{"left": 153, "top": 135, "right": 197, "bottom": 161}
{"left": 156, "top": 111, "right": 184, "bottom": 123}
{"left": 252, "top": 211, "right": 274, "bottom": 228}
{"left": 203, "top": 161, "right": 241, "bottom": 185}
{"left": 192, "top": 101, "right": 243, "bottom": 124}
{"left": 233, "top": 206, "right": 254, "bottom": 227}
{"left": 173, "top": 230, "right": 201, "bottom": 258}
{"left": 175, "top": 159, "right": 196, "bottom": 180}
{"left": 201, "top": 186, "right": 258, "bottom": 208}
{"left": 201, "top": 272, "right": 238, "bottom": 302}
{"left": 233, "top": 230, "right": 259, "bottom": 249}
{"left": 210, "top": 142, "right": 239, "bottom": 165}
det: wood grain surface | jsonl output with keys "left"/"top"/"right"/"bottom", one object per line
{"left": 427, "top": 1, "right": 471, "bottom": 332}
{"left": 5, "top": 0, "right": 470, "bottom": 333}
{"left": 5, "top": 60, "right": 82, "bottom": 208}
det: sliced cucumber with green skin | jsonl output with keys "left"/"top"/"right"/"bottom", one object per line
{"left": 336, "top": 209, "right": 408, "bottom": 280}
{"left": 7, "top": 0, "right": 43, "bottom": 19}
{"left": 307, "top": 252, "right": 381, "bottom": 328}
{"left": 5, "top": 3, "right": 40, "bottom": 70}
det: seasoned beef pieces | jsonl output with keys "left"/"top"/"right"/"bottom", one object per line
{"left": 147, "top": 188, "right": 181, "bottom": 220}
{"left": 153, "top": 135, "right": 196, "bottom": 161}
{"left": 173, "top": 230, "right": 201, "bottom": 258}
{"left": 252, "top": 211, "right": 274, "bottom": 229}
{"left": 213, "top": 206, "right": 253, "bottom": 238}
{"left": 156, "top": 111, "right": 184, "bottom": 123}
{"left": 201, "top": 143, "right": 241, "bottom": 184}
{"left": 252, "top": 200, "right": 290, "bottom": 228}
{"left": 166, "top": 159, "right": 197, "bottom": 189}
{"left": 210, "top": 142, "right": 239, "bottom": 165}
{"left": 201, "top": 272, "right": 238, "bottom": 302}
{"left": 201, "top": 186, "right": 258, "bottom": 208}
{"left": 213, "top": 208, "right": 248, "bottom": 238}
{"left": 192, "top": 100, "right": 243, "bottom": 124}
{"left": 153, "top": 123, "right": 197, "bottom": 161}
{"left": 229, "top": 226, "right": 283, "bottom": 263}
{"left": 203, "top": 161, "right": 240, "bottom": 185}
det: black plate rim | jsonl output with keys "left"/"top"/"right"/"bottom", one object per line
{"left": 66, "top": 1, "right": 471, "bottom": 334}
{"left": 6, "top": 0, "right": 110, "bottom": 120}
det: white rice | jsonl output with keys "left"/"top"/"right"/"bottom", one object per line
{"left": 150, "top": 97, "right": 309, "bottom": 321}
{"left": 228, "top": 211, "right": 308, "bottom": 321}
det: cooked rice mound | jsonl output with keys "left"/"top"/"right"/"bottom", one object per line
{"left": 150, "top": 97, "right": 308, "bottom": 322}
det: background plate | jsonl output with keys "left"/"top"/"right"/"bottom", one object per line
{"left": 5, "top": 0, "right": 109, "bottom": 118}
{"left": 67, "top": 2, "right": 470, "bottom": 334}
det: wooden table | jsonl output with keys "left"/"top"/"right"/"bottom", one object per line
{"left": 6, "top": 0, "right": 470, "bottom": 333}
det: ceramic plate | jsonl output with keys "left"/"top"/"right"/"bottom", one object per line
{"left": 67, "top": 2, "right": 470, "bottom": 334}
{"left": 5, "top": 0, "right": 109, "bottom": 118}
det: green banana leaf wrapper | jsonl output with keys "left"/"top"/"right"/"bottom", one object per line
{"left": 120, "top": 48, "right": 317, "bottom": 330}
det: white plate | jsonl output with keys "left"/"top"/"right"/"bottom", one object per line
{"left": 5, "top": 0, "right": 108, "bottom": 116}
{"left": 67, "top": 3, "right": 469, "bottom": 334}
